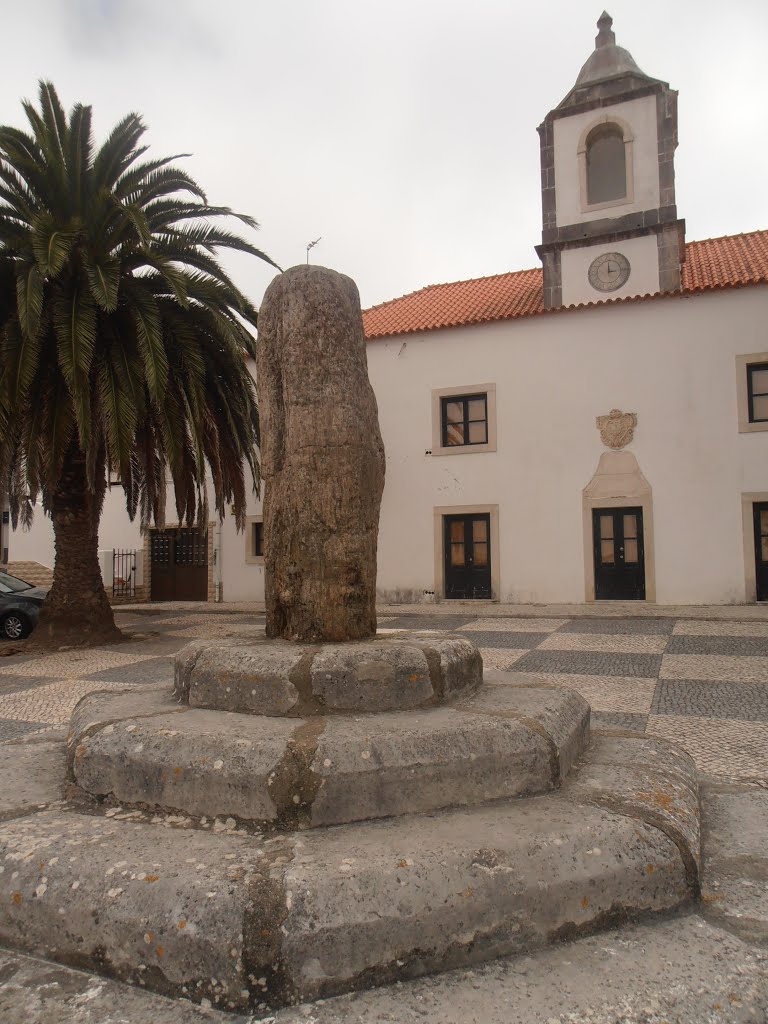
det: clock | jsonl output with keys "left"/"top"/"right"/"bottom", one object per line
{"left": 588, "top": 251, "right": 631, "bottom": 292}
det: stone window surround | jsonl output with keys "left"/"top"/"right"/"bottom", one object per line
{"left": 431, "top": 383, "right": 497, "bottom": 456}
{"left": 578, "top": 114, "right": 635, "bottom": 215}
{"left": 741, "top": 492, "right": 768, "bottom": 602}
{"left": 736, "top": 352, "right": 768, "bottom": 433}
{"left": 432, "top": 503, "right": 500, "bottom": 602}
{"left": 245, "top": 515, "right": 264, "bottom": 564}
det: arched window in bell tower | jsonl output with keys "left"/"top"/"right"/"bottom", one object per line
{"left": 586, "top": 123, "right": 626, "bottom": 204}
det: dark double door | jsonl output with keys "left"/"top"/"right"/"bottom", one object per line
{"left": 753, "top": 503, "right": 768, "bottom": 601}
{"left": 593, "top": 507, "right": 645, "bottom": 600}
{"left": 150, "top": 528, "right": 208, "bottom": 601}
{"left": 444, "top": 513, "right": 492, "bottom": 599}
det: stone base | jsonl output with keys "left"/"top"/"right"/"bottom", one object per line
{"left": 0, "top": 734, "right": 701, "bottom": 1012}
{"left": 173, "top": 632, "right": 483, "bottom": 716}
{"left": 68, "top": 679, "right": 590, "bottom": 828}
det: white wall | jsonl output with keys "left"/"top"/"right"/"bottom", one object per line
{"left": 10, "top": 488, "right": 143, "bottom": 569}
{"left": 367, "top": 286, "right": 768, "bottom": 605}
{"left": 220, "top": 507, "right": 265, "bottom": 602}
{"left": 553, "top": 94, "right": 659, "bottom": 226}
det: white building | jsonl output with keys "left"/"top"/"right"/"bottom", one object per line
{"left": 10, "top": 13, "right": 768, "bottom": 607}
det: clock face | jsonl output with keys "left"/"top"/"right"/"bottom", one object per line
{"left": 588, "top": 251, "right": 631, "bottom": 292}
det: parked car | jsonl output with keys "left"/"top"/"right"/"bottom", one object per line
{"left": 0, "top": 570, "right": 47, "bottom": 639}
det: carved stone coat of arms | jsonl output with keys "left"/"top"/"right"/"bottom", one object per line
{"left": 596, "top": 409, "right": 637, "bottom": 449}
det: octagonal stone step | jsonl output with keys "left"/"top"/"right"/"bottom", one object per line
{"left": 68, "top": 681, "right": 590, "bottom": 828}
{"left": 173, "top": 632, "right": 483, "bottom": 716}
{"left": 0, "top": 734, "right": 700, "bottom": 1013}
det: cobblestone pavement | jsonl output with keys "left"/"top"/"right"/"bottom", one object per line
{"left": 0, "top": 608, "right": 767, "bottom": 782}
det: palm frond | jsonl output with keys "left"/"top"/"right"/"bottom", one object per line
{"left": 142, "top": 199, "right": 258, "bottom": 231}
{"left": 37, "top": 82, "right": 68, "bottom": 157}
{"left": 52, "top": 285, "right": 97, "bottom": 447}
{"left": 31, "top": 211, "right": 79, "bottom": 276}
{"left": 92, "top": 113, "right": 147, "bottom": 190}
{"left": 65, "top": 103, "right": 94, "bottom": 212}
{"left": 1, "top": 315, "right": 42, "bottom": 402}
{"left": 123, "top": 280, "right": 167, "bottom": 404}
{"left": 83, "top": 255, "right": 120, "bottom": 311}
{"left": 114, "top": 154, "right": 191, "bottom": 199}
{"left": 15, "top": 263, "right": 43, "bottom": 340}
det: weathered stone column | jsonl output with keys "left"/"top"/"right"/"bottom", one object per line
{"left": 257, "top": 265, "right": 386, "bottom": 641}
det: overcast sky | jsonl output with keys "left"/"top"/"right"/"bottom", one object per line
{"left": 3, "top": 0, "right": 767, "bottom": 310}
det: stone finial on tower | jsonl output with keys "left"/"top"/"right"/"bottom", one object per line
{"left": 569, "top": 11, "right": 648, "bottom": 91}
{"left": 596, "top": 12, "right": 616, "bottom": 48}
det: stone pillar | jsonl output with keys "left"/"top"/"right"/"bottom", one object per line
{"left": 257, "top": 265, "right": 386, "bottom": 642}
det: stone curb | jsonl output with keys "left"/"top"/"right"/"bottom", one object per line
{"left": 68, "top": 683, "right": 188, "bottom": 776}
{"left": 270, "top": 797, "right": 689, "bottom": 1005}
{"left": 562, "top": 734, "right": 701, "bottom": 892}
{"left": 0, "top": 811, "right": 268, "bottom": 1011}
{"left": 700, "top": 782, "right": 768, "bottom": 945}
{"left": 452, "top": 683, "right": 591, "bottom": 780}
{"left": 68, "top": 685, "right": 590, "bottom": 829}
{"left": 173, "top": 634, "right": 483, "bottom": 717}
{"left": 0, "top": 739, "right": 68, "bottom": 824}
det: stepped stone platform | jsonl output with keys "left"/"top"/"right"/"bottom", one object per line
{"left": 0, "top": 725, "right": 700, "bottom": 1012}
{"left": 0, "top": 628, "right": 701, "bottom": 1014}
{"left": 173, "top": 632, "right": 483, "bottom": 715}
{"left": 68, "top": 664, "right": 590, "bottom": 828}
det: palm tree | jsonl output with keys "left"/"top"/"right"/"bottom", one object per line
{"left": 0, "top": 82, "right": 279, "bottom": 644}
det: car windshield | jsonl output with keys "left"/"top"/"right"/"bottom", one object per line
{"left": 0, "top": 571, "right": 33, "bottom": 594}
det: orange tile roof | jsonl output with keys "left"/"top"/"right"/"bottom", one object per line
{"left": 363, "top": 229, "right": 768, "bottom": 339}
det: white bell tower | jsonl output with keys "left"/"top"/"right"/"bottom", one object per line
{"left": 536, "top": 13, "right": 685, "bottom": 309}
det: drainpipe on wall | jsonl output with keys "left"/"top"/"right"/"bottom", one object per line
{"left": 214, "top": 521, "right": 222, "bottom": 603}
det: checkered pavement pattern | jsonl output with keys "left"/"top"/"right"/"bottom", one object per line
{"left": 1, "top": 610, "right": 767, "bottom": 783}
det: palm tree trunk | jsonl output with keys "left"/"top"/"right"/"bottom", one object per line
{"left": 34, "top": 446, "right": 122, "bottom": 645}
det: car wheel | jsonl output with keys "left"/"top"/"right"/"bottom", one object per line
{"left": 2, "top": 613, "right": 30, "bottom": 640}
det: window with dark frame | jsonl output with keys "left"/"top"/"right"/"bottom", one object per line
{"left": 748, "top": 363, "right": 768, "bottom": 422}
{"left": 252, "top": 520, "right": 264, "bottom": 558}
{"left": 441, "top": 393, "right": 488, "bottom": 448}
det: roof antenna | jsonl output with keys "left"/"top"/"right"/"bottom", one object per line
{"left": 306, "top": 237, "right": 322, "bottom": 264}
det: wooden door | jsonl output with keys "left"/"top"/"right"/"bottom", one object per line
{"left": 444, "top": 514, "right": 492, "bottom": 599}
{"left": 753, "top": 503, "right": 768, "bottom": 601}
{"left": 173, "top": 528, "right": 208, "bottom": 601}
{"left": 150, "top": 528, "right": 208, "bottom": 601}
{"left": 593, "top": 507, "right": 645, "bottom": 600}
{"left": 150, "top": 530, "right": 175, "bottom": 601}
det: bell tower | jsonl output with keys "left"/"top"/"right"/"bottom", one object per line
{"left": 536, "top": 13, "right": 685, "bottom": 309}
